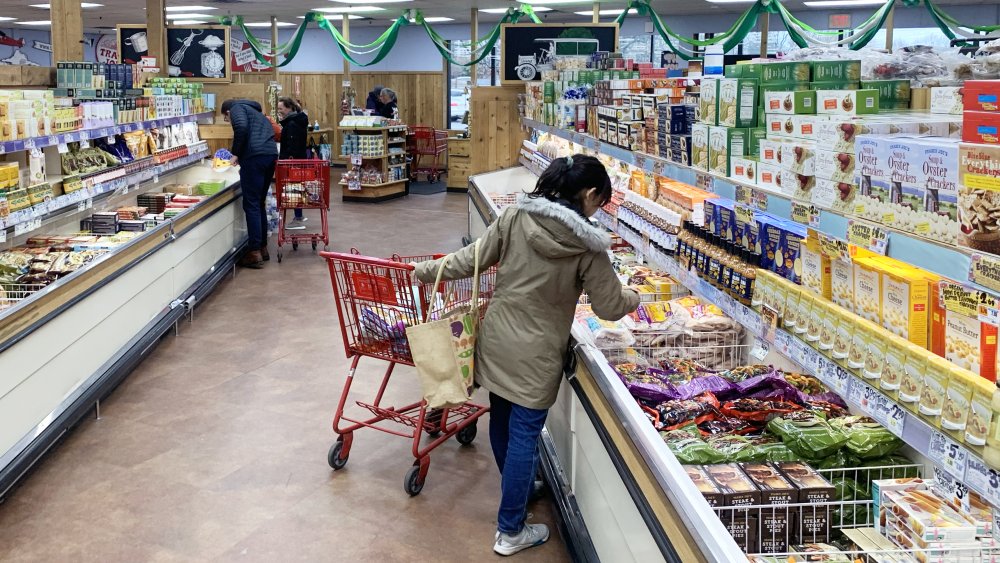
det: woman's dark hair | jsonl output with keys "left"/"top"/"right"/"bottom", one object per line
{"left": 277, "top": 97, "right": 301, "bottom": 112}
{"left": 528, "top": 154, "right": 612, "bottom": 207}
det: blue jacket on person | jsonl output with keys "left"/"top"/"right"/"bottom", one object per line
{"left": 224, "top": 100, "right": 277, "bottom": 160}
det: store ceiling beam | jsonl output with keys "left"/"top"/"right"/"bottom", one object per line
{"left": 51, "top": 0, "right": 84, "bottom": 62}
{"left": 592, "top": 2, "right": 600, "bottom": 23}
{"left": 470, "top": 7, "right": 478, "bottom": 89}
{"left": 145, "top": 0, "right": 166, "bottom": 76}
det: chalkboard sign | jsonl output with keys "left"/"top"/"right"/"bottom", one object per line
{"left": 500, "top": 23, "right": 618, "bottom": 84}
{"left": 167, "top": 26, "right": 230, "bottom": 82}
{"left": 117, "top": 25, "right": 148, "bottom": 65}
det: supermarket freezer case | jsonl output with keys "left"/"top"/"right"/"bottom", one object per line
{"left": 467, "top": 168, "right": 745, "bottom": 563}
{"left": 0, "top": 163, "right": 246, "bottom": 499}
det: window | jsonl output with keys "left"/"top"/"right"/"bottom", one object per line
{"left": 868, "top": 27, "right": 954, "bottom": 51}
{"left": 740, "top": 31, "right": 796, "bottom": 57}
{"left": 446, "top": 39, "right": 501, "bottom": 131}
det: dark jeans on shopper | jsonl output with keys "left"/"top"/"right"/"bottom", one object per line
{"left": 239, "top": 154, "right": 277, "bottom": 251}
{"left": 489, "top": 392, "right": 548, "bottom": 535}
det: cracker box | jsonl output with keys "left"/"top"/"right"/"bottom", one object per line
{"left": 930, "top": 86, "right": 964, "bottom": 115}
{"left": 775, "top": 462, "right": 836, "bottom": 544}
{"left": 855, "top": 135, "right": 892, "bottom": 224}
{"left": 708, "top": 126, "right": 748, "bottom": 176}
{"left": 957, "top": 143, "right": 1000, "bottom": 254}
{"left": 879, "top": 263, "right": 931, "bottom": 348}
{"left": 814, "top": 149, "right": 856, "bottom": 184}
{"left": 813, "top": 178, "right": 857, "bottom": 215}
{"left": 731, "top": 156, "right": 758, "bottom": 185}
{"left": 963, "top": 110, "right": 1000, "bottom": 145}
{"left": 700, "top": 77, "right": 719, "bottom": 125}
{"left": 780, "top": 170, "right": 816, "bottom": 202}
{"left": 853, "top": 257, "right": 883, "bottom": 324}
{"left": 812, "top": 60, "right": 862, "bottom": 83}
{"left": 764, "top": 90, "right": 816, "bottom": 115}
{"left": 780, "top": 141, "right": 816, "bottom": 176}
{"left": 800, "top": 238, "right": 832, "bottom": 299}
{"left": 718, "top": 78, "right": 758, "bottom": 128}
{"left": 830, "top": 256, "right": 854, "bottom": 312}
{"left": 684, "top": 465, "right": 725, "bottom": 507}
{"left": 759, "top": 138, "right": 782, "bottom": 166}
{"left": 692, "top": 123, "right": 710, "bottom": 171}
{"left": 817, "top": 89, "right": 880, "bottom": 116}
{"left": 760, "top": 61, "right": 811, "bottom": 84}
{"left": 964, "top": 80, "right": 1000, "bottom": 113}
{"left": 914, "top": 137, "right": 960, "bottom": 246}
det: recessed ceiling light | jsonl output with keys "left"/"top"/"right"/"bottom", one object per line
{"left": 329, "top": 0, "right": 411, "bottom": 3}
{"left": 31, "top": 2, "right": 102, "bottom": 7}
{"left": 300, "top": 14, "right": 363, "bottom": 19}
{"left": 480, "top": 6, "right": 551, "bottom": 13}
{"left": 243, "top": 21, "right": 296, "bottom": 27}
{"left": 165, "top": 12, "right": 214, "bottom": 18}
{"left": 170, "top": 19, "right": 207, "bottom": 24}
{"left": 18, "top": 20, "right": 52, "bottom": 25}
{"left": 802, "top": 0, "right": 884, "bottom": 5}
{"left": 704, "top": 0, "right": 758, "bottom": 3}
{"left": 409, "top": 16, "right": 453, "bottom": 23}
{"left": 164, "top": 5, "right": 216, "bottom": 10}
{"left": 0, "top": 16, "right": 16, "bottom": 21}
{"left": 525, "top": 0, "right": 591, "bottom": 4}
{"left": 574, "top": 8, "right": 637, "bottom": 15}
{"left": 313, "top": 5, "right": 384, "bottom": 13}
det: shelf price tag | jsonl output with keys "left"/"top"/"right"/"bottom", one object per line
{"left": 929, "top": 430, "right": 969, "bottom": 480}
{"left": 86, "top": 198, "right": 93, "bottom": 209}
{"left": 750, "top": 337, "right": 770, "bottom": 362}
{"left": 0, "top": 229, "right": 6, "bottom": 244}
{"left": 882, "top": 402, "right": 906, "bottom": 438}
{"left": 859, "top": 382, "right": 881, "bottom": 416}
{"left": 818, "top": 233, "right": 852, "bottom": 262}
{"left": 969, "top": 254, "right": 1000, "bottom": 295}
{"left": 57, "top": 143, "right": 69, "bottom": 154}
{"left": 964, "top": 456, "right": 1000, "bottom": 508}
{"left": 847, "top": 220, "right": 889, "bottom": 255}
{"left": 80, "top": 139, "right": 90, "bottom": 149}
{"left": 350, "top": 154, "right": 362, "bottom": 166}
{"left": 752, "top": 190, "right": 768, "bottom": 212}
{"left": 735, "top": 184, "right": 753, "bottom": 206}
{"left": 978, "top": 292, "right": 1000, "bottom": 326}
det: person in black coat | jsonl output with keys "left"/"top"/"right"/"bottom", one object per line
{"left": 277, "top": 97, "right": 310, "bottom": 226}
{"left": 222, "top": 98, "right": 277, "bottom": 268}
{"left": 365, "top": 85, "right": 398, "bottom": 119}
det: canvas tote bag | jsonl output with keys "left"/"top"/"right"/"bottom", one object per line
{"left": 406, "top": 240, "right": 481, "bottom": 409}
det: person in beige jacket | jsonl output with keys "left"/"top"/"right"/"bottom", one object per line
{"left": 414, "top": 155, "right": 639, "bottom": 556}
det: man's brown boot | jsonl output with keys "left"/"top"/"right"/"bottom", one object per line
{"left": 240, "top": 250, "right": 264, "bottom": 269}
{"left": 260, "top": 246, "right": 270, "bottom": 261}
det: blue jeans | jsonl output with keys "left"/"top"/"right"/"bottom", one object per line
{"left": 293, "top": 208, "right": 303, "bottom": 219}
{"left": 239, "top": 154, "right": 277, "bottom": 251}
{"left": 489, "top": 392, "right": 548, "bottom": 535}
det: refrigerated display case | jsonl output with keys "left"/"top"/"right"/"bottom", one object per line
{"left": 0, "top": 147, "right": 246, "bottom": 499}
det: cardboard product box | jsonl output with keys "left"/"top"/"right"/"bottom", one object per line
{"left": 700, "top": 77, "right": 719, "bottom": 125}
{"left": 883, "top": 138, "right": 924, "bottom": 234}
{"left": 963, "top": 80, "right": 1000, "bottom": 113}
{"left": 774, "top": 462, "right": 836, "bottom": 544}
{"left": 940, "top": 282, "right": 998, "bottom": 381}
{"left": 913, "top": 137, "right": 960, "bottom": 246}
{"left": 764, "top": 90, "right": 816, "bottom": 115}
{"left": 741, "top": 463, "right": 799, "bottom": 554}
{"left": 718, "top": 78, "right": 758, "bottom": 128}
{"left": 723, "top": 515, "right": 760, "bottom": 554}
{"left": 684, "top": 466, "right": 726, "bottom": 507}
{"left": 748, "top": 127, "right": 766, "bottom": 158}
{"left": 780, "top": 169, "right": 816, "bottom": 202}
{"left": 879, "top": 264, "right": 931, "bottom": 348}
{"left": 881, "top": 489, "right": 978, "bottom": 543}
{"left": 780, "top": 140, "right": 816, "bottom": 176}
{"left": 758, "top": 163, "right": 782, "bottom": 194}
{"left": 760, "top": 62, "right": 811, "bottom": 84}
{"left": 814, "top": 149, "right": 856, "bottom": 184}
{"left": 703, "top": 463, "right": 762, "bottom": 513}
{"left": 862, "top": 79, "right": 913, "bottom": 104}
{"left": 930, "top": 86, "right": 964, "bottom": 115}
{"left": 759, "top": 138, "right": 782, "bottom": 166}
{"left": 800, "top": 238, "right": 832, "bottom": 299}
{"left": 811, "top": 60, "right": 862, "bottom": 83}
{"left": 817, "top": 89, "right": 880, "bottom": 116}
{"left": 813, "top": 178, "right": 857, "bottom": 215}
{"left": 708, "top": 126, "right": 748, "bottom": 176}
{"left": 731, "top": 156, "right": 758, "bottom": 186}
{"left": 810, "top": 80, "right": 861, "bottom": 92}
{"left": 963, "top": 110, "right": 1000, "bottom": 145}
{"left": 692, "top": 123, "right": 710, "bottom": 171}
{"left": 872, "top": 477, "right": 928, "bottom": 535}
{"left": 957, "top": 143, "right": 1000, "bottom": 255}
{"left": 853, "top": 257, "right": 884, "bottom": 324}
{"left": 854, "top": 135, "right": 892, "bottom": 224}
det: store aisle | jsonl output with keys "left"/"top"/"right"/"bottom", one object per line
{"left": 0, "top": 190, "right": 571, "bottom": 562}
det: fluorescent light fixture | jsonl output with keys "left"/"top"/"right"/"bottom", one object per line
{"left": 416, "top": 17, "right": 453, "bottom": 22}
{"left": 166, "top": 12, "right": 215, "bottom": 19}
{"left": 527, "top": 0, "right": 592, "bottom": 4}
{"left": 574, "top": 8, "right": 637, "bottom": 15}
{"left": 704, "top": 0, "right": 757, "bottom": 3}
{"left": 18, "top": 20, "right": 51, "bottom": 25}
{"left": 170, "top": 20, "right": 207, "bottom": 24}
{"left": 164, "top": 5, "right": 216, "bottom": 10}
{"left": 329, "top": 0, "right": 411, "bottom": 3}
{"left": 300, "top": 14, "right": 362, "bottom": 19}
{"left": 31, "top": 2, "right": 102, "bottom": 7}
{"left": 313, "top": 5, "right": 384, "bottom": 13}
{"left": 480, "top": 6, "right": 551, "bottom": 13}
{"left": 243, "top": 21, "right": 295, "bottom": 27}
{"left": 0, "top": 16, "right": 16, "bottom": 21}
{"left": 802, "top": 0, "right": 884, "bottom": 5}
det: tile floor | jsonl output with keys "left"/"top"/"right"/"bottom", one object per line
{"left": 0, "top": 189, "right": 571, "bottom": 563}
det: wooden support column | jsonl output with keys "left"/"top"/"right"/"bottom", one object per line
{"left": 759, "top": 13, "right": 769, "bottom": 58}
{"left": 592, "top": 3, "right": 600, "bottom": 23}
{"left": 271, "top": 16, "right": 279, "bottom": 81}
{"left": 145, "top": 0, "right": 166, "bottom": 75}
{"left": 51, "top": 0, "right": 84, "bottom": 62}
{"left": 342, "top": 15, "right": 351, "bottom": 80}
{"left": 470, "top": 8, "right": 478, "bottom": 88}
{"left": 884, "top": 1, "right": 896, "bottom": 53}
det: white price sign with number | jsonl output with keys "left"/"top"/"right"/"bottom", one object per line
{"left": 929, "top": 431, "right": 969, "bottom": 480}
{"left": 881, "top": 402, "right": 906, "bottom": 437}
{"left": 351, "top": 154, "right": 362, "bottom": 166}
{"left": 0, "top": 229, "right": 6, "bottom": 243}
{"left": 750, "top": 337, "right": 770, "bottom": 362}
{"left": 965, "top": 456, "right": 1000, "bottom": 508}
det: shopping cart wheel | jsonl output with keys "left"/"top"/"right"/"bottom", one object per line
{"left": 404, "top": 465, "right": 424, "bottom": 496}
{"left": 328, "top": 441, "right": 348, "bottom": 470}
{"left": 312, "top": 241, "right": 317, "bottom": 251}
{"left": 277, "top": 250, "right": 283, "bottom": 263}
{"left": 456, "top": 422, "right": 478, "bottom": 446}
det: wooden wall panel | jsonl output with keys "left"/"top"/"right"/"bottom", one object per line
{"left": 469, "top": 86, "right": 525, "bottom": 176}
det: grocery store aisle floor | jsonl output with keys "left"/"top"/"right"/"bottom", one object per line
{"left": 0, "top": 188, "right": 571, "bottom": 563}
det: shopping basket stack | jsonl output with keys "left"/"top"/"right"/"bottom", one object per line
{"left": 320, "top": 250, "right": 495, "bottom": 495}
{"left": 274, "top": 159, "right": 330, "bottom": 262}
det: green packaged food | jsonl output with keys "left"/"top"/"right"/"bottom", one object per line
{"left": 861, "top": 79, "right": 912, "bottom": 102}
{"left": 830, "top": 416, "right": 903, "bottom": 460}
{"left": 811, "top": 60, "right": 862, "bottom": 83}
{"left": 660, "top": 424, "right": 725, "bottom": 465}
{"left": 767, "top": 411, "right": 849, "bottom": 459}
{"left": 760, "top": 62, "right": 811, "bottom": 84}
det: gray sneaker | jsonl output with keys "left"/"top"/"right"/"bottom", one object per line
{"left": 493, "top": 523, "right": 549, "bottom": 556}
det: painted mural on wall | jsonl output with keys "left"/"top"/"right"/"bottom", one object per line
{"left": 0, "top": 29, "right": 51, "bottom": 66}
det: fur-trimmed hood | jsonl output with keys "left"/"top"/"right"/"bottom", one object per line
{"left": 517, "top": 196, "right": 611, "bottom": 257}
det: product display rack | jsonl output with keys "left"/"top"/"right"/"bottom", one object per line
{"left": 0, "top": 151, "right": 246, "bottom": 501}
{"left": 337, "top": 125, "right": 408, "bottom": 203}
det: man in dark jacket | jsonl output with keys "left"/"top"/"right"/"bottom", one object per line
{"left": 364, "top": 85, "right": 397, "bottom": 119}
{"left": 277, "top": 97, "right": 310, "bottom": 227}
{"left": 222, "top": 98, "right": 278, "bottom": 268}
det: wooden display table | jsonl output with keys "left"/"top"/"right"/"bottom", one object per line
{"left": 446, "top": 137, "right": 471, "bottom": 192}
{"left": 338, "top": 125, "right": 408, "bottom": 203}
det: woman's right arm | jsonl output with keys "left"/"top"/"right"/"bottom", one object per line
{"left": 581, "top": 251, "right": 639, "bottom": 321}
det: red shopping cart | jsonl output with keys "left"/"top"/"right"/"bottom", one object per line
{"left": 320, "top": 250, "right": 495, "bottom": 495}
{"left": 407, "top": 126, "right": 448, "bottom": 183}
{"left": 274, "top": 159, "right": 330, "bottom": 262}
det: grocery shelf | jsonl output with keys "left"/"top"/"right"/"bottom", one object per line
{"left": 338, "top": 179, "right": 406, "bottom": 189}
{"left": 592, "top": 207, "right": 1000, "bottom": 513}
{"left": 0, "top": 112, "right": 213, "bottom": 155}
{"left": 1, "top": 147, "right": 211, "bottom": 237}
{"left": 521, "top": 118, "right": 976, "bottom": 286}
{"left": 339, "top": 154, "right": 389, "bottom": 160}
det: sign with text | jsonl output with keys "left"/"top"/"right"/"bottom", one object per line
{"left": 847, "top": 220, "right": 889, "bottom": 255}
{"left": 969, "top": 253, "right": 1000, "bottom": 295}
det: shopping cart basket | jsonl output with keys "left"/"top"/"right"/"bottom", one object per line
{"left": 320, "top": 250, "right": 496, "bottom": 495}
{"left": 407, "top": 126, "right": 448, "bottom": 183}
{"left": 274, "top": 159, "right": 331, "bottom": 262}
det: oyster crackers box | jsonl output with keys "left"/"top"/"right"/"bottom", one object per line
{"left": 914, "top": 137, "right": 960, "bottom": 246}
{"left": 854, "top": 135, "right": 892, "bottom": 224}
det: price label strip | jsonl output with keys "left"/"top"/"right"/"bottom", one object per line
{"left": 964, "top": 456, "right": 1000, "bottom": 509}
{"left": 929, "top": 430, "right": 969, "bottom": 480}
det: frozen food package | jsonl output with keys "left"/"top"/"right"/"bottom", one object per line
{"left": 829, "top": 415, "right": 904, "bottom": 460}
{"left": 767, "top": 411, "right": 849, "bottom": 459}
